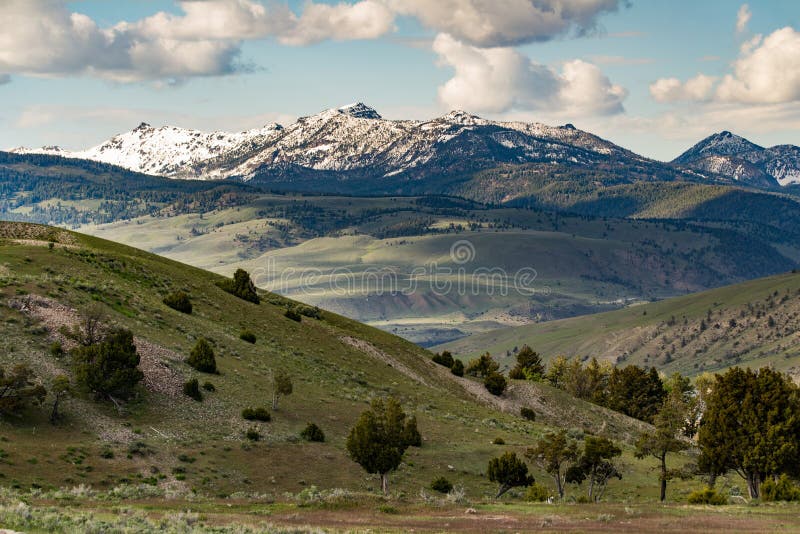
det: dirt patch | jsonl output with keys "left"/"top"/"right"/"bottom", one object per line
{"left": 340, "top": 336, "right": 432, "bottom": 387}
{"left": 0, "top": 221, "right": 77, "bottom": 244}
{"left": 10, "top": 238, "right": 78, "bottom": 250}
{"left": 7, "top": 294, "right": 184, "bottom": 398}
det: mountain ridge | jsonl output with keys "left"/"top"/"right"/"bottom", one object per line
{"left": 673, "top": 131, "right": 800, "bottom": 187}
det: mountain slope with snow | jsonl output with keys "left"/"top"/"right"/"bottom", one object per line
{"left": 17, "top": 104, "right": 800, "bottom": 193}
{"left": 673, "top": 131, "right": 800, "bottom": 187}
{"left": 14, "top": 122, "right": 282, "bottom": 178}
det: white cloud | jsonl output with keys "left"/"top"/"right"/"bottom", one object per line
{"left": 389, "top": 0, "right": 622, "bottom": 47}
{"left": 649, "top": 74, "right": 716, "bottom": 103}
{"left": 736, "top": 4, "right": 751, "bottom": 34}
{"left": 717, "top": 27, "right": 800, "bottom": 104}
{"left": 433, "top": 33, "right": 626, "bottom": 115}
{"left": 651, "top": 27, "right": 800, "bottom": 106}
{"left": 0, "top": 0, "right": 395, "bottom": 83}
{"left": 278, "top": 1, "right": 395, "bottom": 45}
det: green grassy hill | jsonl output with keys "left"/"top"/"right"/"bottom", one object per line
{"left": 437, "top": 269, "right": 800, "bottom": 378}
{"left": 0, "top": 221, "right": 665, "bottom": 500}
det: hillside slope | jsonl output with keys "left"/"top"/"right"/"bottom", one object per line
{"left": 437, "top": 270, "right": 800, "bottom": 378}
{"left": 0, "top": 222, "right": 649, "bottom": 496}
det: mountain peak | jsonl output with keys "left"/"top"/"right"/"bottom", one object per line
{"left": 440, "top": 110, "right": 484, "bottom": 125}
{"left": 134, "top": 122, "right": 153, "bottom": 131}
{"left": 674, "top": 130, "right": 764, "bottom": 165}
{"left": 337, "top": 103, "right": 382, "bottom": 120}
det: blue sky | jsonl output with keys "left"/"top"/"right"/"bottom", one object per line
{"left": 2, "top": 0, "right": 800, "bottom": 160}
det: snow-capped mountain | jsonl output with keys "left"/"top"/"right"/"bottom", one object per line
{"left": 189, "top": 103, "right": 647, "bottom": 191}
{"left": 22, "top": 103, "right": 798, "bottom": 194}
{"left": 16, "top": 103, "right": 636, "bottom": 187}
{"left": 673, "top": 131, "right": 800, "bottom": 187}
{"left": 14, "top": 122, "right": 282, "bottom": 177}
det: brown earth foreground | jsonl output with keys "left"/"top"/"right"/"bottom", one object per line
{"left": 14, "top": 499, "right": 800, "bottom": 533}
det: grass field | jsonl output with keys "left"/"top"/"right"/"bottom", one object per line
{"left": 1, "top": 490, "right": 799, "bottom": 533}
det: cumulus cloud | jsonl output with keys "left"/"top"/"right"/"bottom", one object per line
{"left": 717, "top": 27, "right": 800, "bottom": 104}
{"left": 391, "top": 0, "right": 622, "bottom": 47}
{"left": 651, "top": 27, "right": 800, "bottom": 106}
{"left": 736, "top": 4, "right": 751, "bottom": 34}
{"left": 433, "top": 33, "right": 626, "bottom": 115}
{"left": 649, "top": 74, "right": 716, "bottom": 103}
{"left": 278, "top": 1, "right": 394, "bottom": 45}
{"left": 0, "top": 0, "right": 395, "bottom": 83}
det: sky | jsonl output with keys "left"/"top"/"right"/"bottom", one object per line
{"left": 1, "top": 0, "right": 800, "bottom": 160}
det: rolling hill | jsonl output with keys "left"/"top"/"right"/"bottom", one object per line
{"left": 437, "top": 269, "right": 800, "bottom": 379}
{"left": 0, "top": 221, "right": 657, "bottom": 498}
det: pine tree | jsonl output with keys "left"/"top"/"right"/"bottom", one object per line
{"left": 346, "top": 397, "right": 417, "bottom": 494}
{"left": 487, "top": 452, "right": 534, "bottom": 498}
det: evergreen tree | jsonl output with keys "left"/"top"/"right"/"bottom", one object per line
{"left": 465, "top": 352, "right": 499, "bottom": 378}
{"left": 73, "top": 328, "right": 143, "bottom": 403}
{"left": 605, "top": 365, "right": 665, "bottom": 423}
{"left": 187, "top": 338, "right": 217, "bottom": 373}
{"left": 698, "top": 367, "right": 800, "bottom": 499}
{"left": 509, "top": 345, "right": 545, "bottom": 380}
{"left": 484, "top": 372, "right": 507, "bottom": 396}
{"left": 217, "top": 268, "right": 260, "bottom": 304}
{"left": 346, "top": 397, "right": 417, "bottom": 494}
{"left": 488, "top": 451, "right": 534, "bottom": 498}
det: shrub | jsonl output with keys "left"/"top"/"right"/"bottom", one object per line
{"left": 241, "top": 407, "right": 271, "bottom": 422}
{"left": 217, "top": 269, "right": 260, "bottom": 304}
{"left": 239, "top": 330, "right": 256, "bottom": 343}
{"left": 525, "top": 483, "right": 552, "bottom": 502}
{"left": 761, "top": 475, "right": 800, "bottom": 502}
{"left": 300, "top": 423, "right": 325, "bottom": 442}
{"left": 182, "top": 379, "right": 202, "bottom": 401}
{"left": 403, "top": 415, "right": 422, "bottom": 447}
{"left": 0, "top": 364, "right": 46, "bottom": 416}
{"left": 201, "top": 381, "right": 216, "bottom": 392}
{"left": 245, "top": 427, "right": 261, "bottom": 441}
{"left": 431, "top": 477, "right": 453, "bottom": 494}
{"left": 484, "top": 372, "right": 507, "bottom": 396}
{"left": 49, "top": 341, "right": 64, "bottom": 358}
{"left": 451, "top": 359, "right": 464, "bottom": 377}
{"left": 432, "top": 351, "right": 454, "bottom": 368}
{"left": 163, "top": 292, "right": 192, "bottom": 314}
{"left": 687, "top": 487, "right": 728, "bottom": 505}
{"left": 296, "top": 305, "right": 322, "bottom": 319}
{"left": 187, "top": 338, "right": 217, "bottom": 373}
{"left": 284, "top": 308, "right": 302, "bottom": 322}
{"left": 520, "top": 407, "right": 536, "bottom": 421}
{"left": 493, "top": 437, "right": 505, "bottom": 445}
